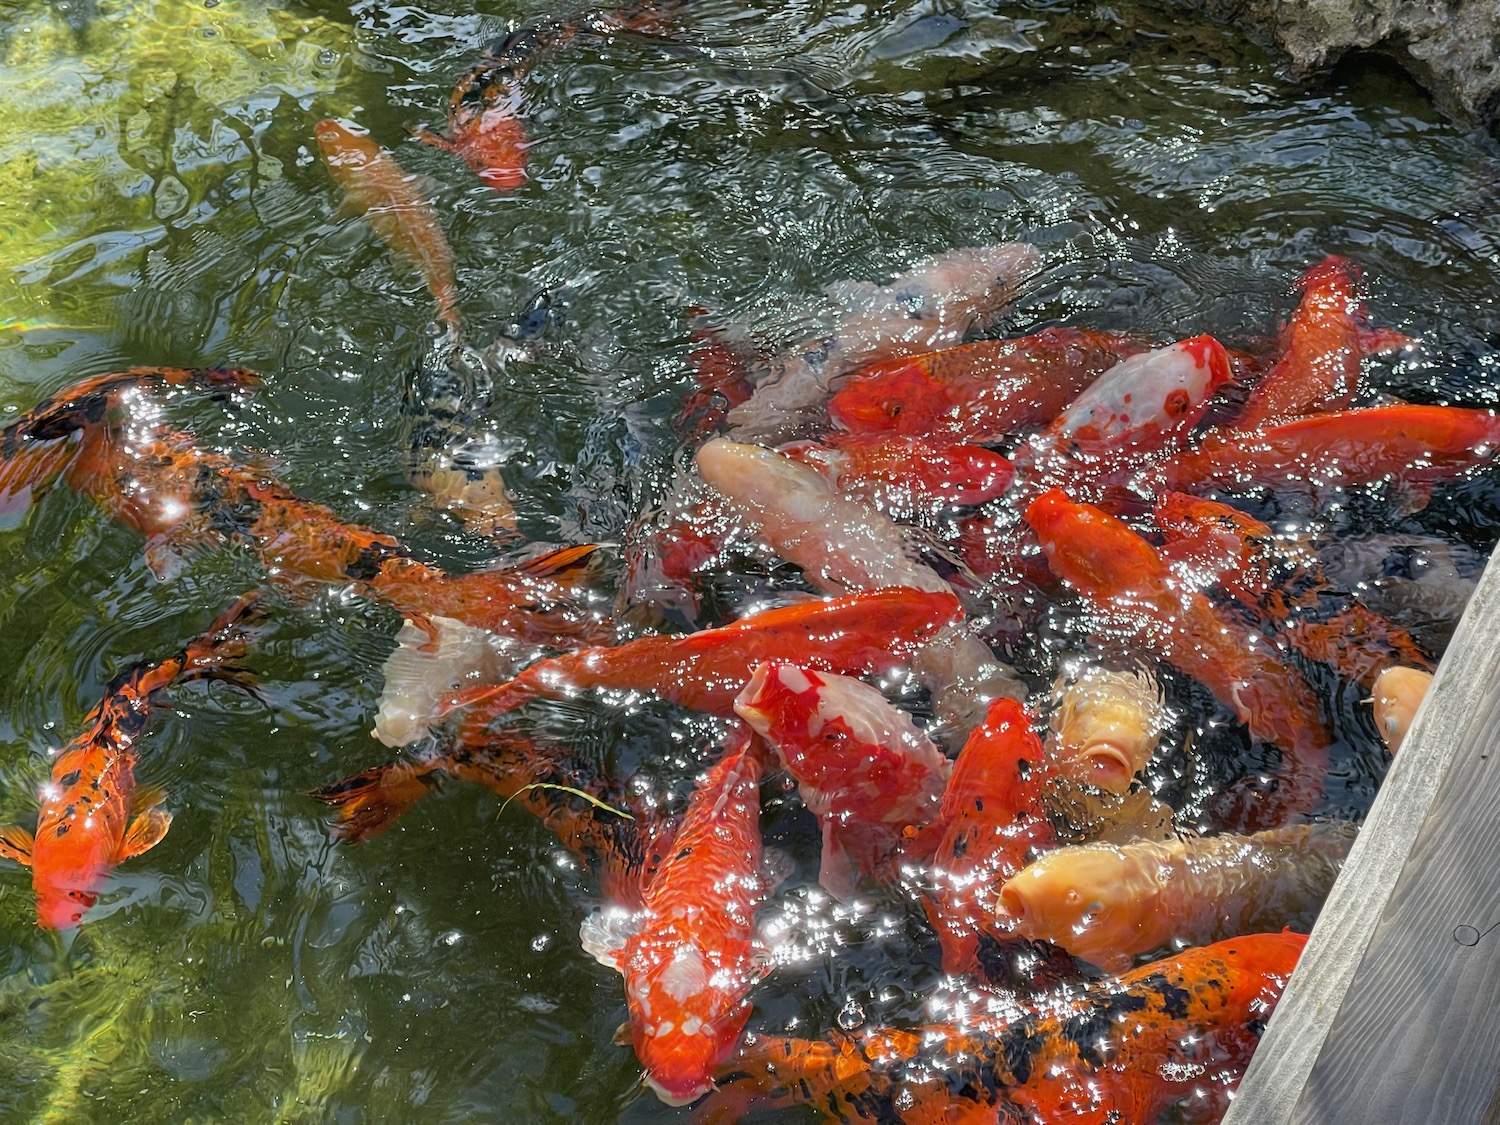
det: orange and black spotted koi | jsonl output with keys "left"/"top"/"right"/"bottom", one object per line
{"left": 704, "top": 931, "right": 1306, "bottom": 1124}
{"left": 0, "top": 365, "right": 261, "bottom": 513}
{"left": 47, "top": 412, "right": 609, "bottom": 646}
{"left": 0, "top": 592, "right": 263, "bottom": 929}
{"left": 311, "top": 725, "right": 667, "bottom": 909}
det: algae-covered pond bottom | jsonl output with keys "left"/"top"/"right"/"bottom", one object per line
{"left": 0, "top": 0, "right": 1499, "bottom": 1120}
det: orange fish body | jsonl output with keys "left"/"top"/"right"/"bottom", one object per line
{"left": 1141, "top": 404, "right": 1500, "bottom": 511}
{"left": 444, "top": 587, "right": 963, "bottom": 720}
{"left": 780, "top": 434, "right": 1015, "bottom": 513}
{"left": 709, "top": 931, "right": 1308, "bottom": 1123}
{"left": 733, "top": 661, "right": 951, "bottom": 899}
{"left": 1237, "top": 255, "right": 1410, "bottom": 429}
{"left": 1024, "top": 488, "right": 1330, "bottom": 822}
{"left": 922, "top": 696, "right": 1056, "bottom": 976}
{"left": 827, "top": 327, "right": 1149, "bottom": 440}
{"left": 315, "top": 118, "right": 462, "bottom": 333}
{"left": 0, "top": 594, "right": 260, "bottom": 928}
{"left": 590, "top": 729, "right": 768, "bottom": 1104}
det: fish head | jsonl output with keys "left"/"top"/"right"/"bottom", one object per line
{"left": 461, "top": 98, "right": 529, "bottom": 192}
{"left": 828, "top": 362, "right": 948, "bottom": 434}
{"left": 996, "top": 845, "right": 1144, "bottom": 968}
{"left": 313, "top": 118, "right": 372, "bottom": 170}
{"left": 33, "top": 856, "right": 107, "bottom": 930}
{"left": 694, "top": 440, "right": 833, "bottom": 524}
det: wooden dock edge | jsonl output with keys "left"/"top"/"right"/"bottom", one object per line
{"left": 1223, "top": 546, "right": 1500, "bottom": 1124}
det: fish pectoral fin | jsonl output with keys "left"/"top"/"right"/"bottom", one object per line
{"left": 409, "top": 124, "right": 457, "bottom": 154}
{"left": 130, "top": 783, "right": 168, "bottom": 814}
{"left": 142, "top": 534, "right": 192, "bottom": 581}
{"left": 579, "top": 907, "right": 636, "bottom": 972}
{"left": 117, "top": 808, "right": 173, "bottom": 861}
{"left": 0, "top": 825, "right": 35, "bottom": 866}
{"left": 611, "top": 1020, "right": 632, "bottom": 1047}
{"left": 513, "top": 543, "right": 600, "bottom": 584}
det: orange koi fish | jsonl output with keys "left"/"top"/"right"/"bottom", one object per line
{"left": 1237, "top": 255, "right": 1411, "bottom": 429}
{"left": 779, "top": 434, "right": 1015, "bottom": 516}
{"left": 0, "top": 593, "right": 262, "bottom": 929}
{"left": 313, "top": 727, "right": 658, "bottom": 907}
{"left": 443, "top": 587, "right": 963, "bottom": 721}
{"left": 0, "top": 365, "right": 261, "bottom": 513}
{"left": 827, "top": 327, "right": 1149, "bottom": 441}
{"left": 706, "top": 931, "right": 1308, "bottom": 1124}
{"left": 47, "top": 407, "right": 606, "bottom": 646}
{"left": 1372, "top": 665, "right": 1432, "bottom": 754}
{"left": 585, "top": 727, "right": 769, "bottom": 1104}
{"left": 315, "top": 118, "right": 462, "bottom": 334}
{"left": 1024, "top": 488, "right": 1331, "bottom": 825}
{"left": 1138, "top": 403, "right": 1500, "bottom": 513}
{"left": 732, "top": 661, "right": 950, "bottom": 900}
{"left": 921, "top": 696, "right": 1056, "bottom": 977}
{"left": 1153, "top": 492, "right": 1433, "bottom": 689}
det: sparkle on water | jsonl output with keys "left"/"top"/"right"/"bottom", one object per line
{"left": 0, "top": 0, "right": 1498, "bottom": 1119}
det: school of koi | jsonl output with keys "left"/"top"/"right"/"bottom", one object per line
{"left": 0, "top": 5, "right": 1492, "bottom": 1123}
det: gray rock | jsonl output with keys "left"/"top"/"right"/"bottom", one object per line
{"left": 1194, "top": 0, "right": 1500, "bottom": 135}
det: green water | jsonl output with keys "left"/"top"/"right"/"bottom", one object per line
{"left": 0, "top": 0, "right": 1498, "bottom": 1119}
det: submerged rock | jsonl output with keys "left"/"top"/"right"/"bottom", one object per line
{"left": 1190, "top": 0, "right": 1500, "bottom": 134}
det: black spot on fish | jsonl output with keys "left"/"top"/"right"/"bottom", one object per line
{"left": 1145, "top": 973, "right": 1193, "bottom": 1020}
{"left": 59, "top": 770, "right": 81, "bottom": 788}
{"left": 1059, "top": 988, "right": 1151, "bottom": 1067}
{"left": 345, "top": 544, "right": 393, "bottom": 581}
{"left": 54, "top": 823, "right": 69, "bottom": 837}
{"left": 999, "top": 1020, "right": 1048, "bottom": 1085}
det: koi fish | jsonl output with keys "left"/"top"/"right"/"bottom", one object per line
{"left": 707, "top": 931, "right": 1308, "bottom": 1124}
{"left": 732, "top": 661, "right": 950, "bottom": 900}
{"left": 0, "top": 593, "right": 262, "bottom": 929}
{"left": 725, "top": 242, "right": 1043, "bottom": 442}
{"left": 1237, "top": 255, "right": 1412, "bottom": 429}
{"left": 312, "top": 726, "right": 657, "bottom": 906}
{"left": 442, "top": 587, "right": 963, "bottom": 721}
{"left": 1024, "top": 488, "right": 1331, "bottom": 824}
{"left": 827, "top": 327, "right": 1149, "bottom": 441}
{"left": 1045, "top": 666, "right": 1167, "bottom": 792}
{"left": 1137, "top": 404, "right": 1500, "bottom": 513}
{"left": 999, "top": 822, "right": 1354, "bottom": 971}
{"left": 920, "top": 696, "right": 1056, "bottom": 976}
{"left": 1371, "top": 665, "right": 1433, "bottom": 754}
{"left": 50, "top": 408, "right": 606, "bottom": 646}
{"left": 584, "top": 728, "right": 769, "bottom": 1104}
{"left": 0, "top": 365, "right": 262, "bottom": 514}
{"left": 1029, "top": 334, "right": 1234, "bottom": 463}
{"left": 779, "top": 434, "right": 1015, "bottom": 517}
{"left": 1153, "top": 491, "right": 1434, "bottom": 690}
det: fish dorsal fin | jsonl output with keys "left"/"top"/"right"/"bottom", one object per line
{"left": 579, "top": 906, "right": 638, "bottom": 972}
{"left": 513, "top": 543, "right": 601, "bottom": 583}
{"left": 0, "top": 825, "right": 35, "bottom": 865}
{"left": 117, "top": 808, "right": 172, "bottom": 861}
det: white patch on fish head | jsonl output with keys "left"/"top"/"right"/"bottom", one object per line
{"left": 656, "top": 942, "right": 711, "bottom": 1003}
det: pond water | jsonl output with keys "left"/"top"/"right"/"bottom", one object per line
{"left": 0, "top": 0, "right": 1498, "bottom": 1120}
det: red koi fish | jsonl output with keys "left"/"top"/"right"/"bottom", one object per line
{"left": 706, "top": 931, "right": 1308, "bottom": 1124}
{"left": 0, "top": 365, "right": 261, "bottom": 514}
{"left": 50, "top": 409, "right": 607, "bottom": 646}
{"left": 1237, "top": 255, "right": 1412, "bottom": 429}
{"left": 586, "top": 728, "right": 769, "bottom": 1105}
{"left": 1032, "top": 334, "right": 1234, "bottom": 460}
{"left": 414, "top": 38, "right": 532, "bottom": 191}
{"left": 827, "top": 327, "right": 1149, "bottom": 441}
{"left": 0, "top": 593, "right": 262, "bottom": 929}
{"left": 1024, "top": 488, "right": 1331, "bottom": 824}
{"left": 732, "top": 661, "right": 950, "bottom": 900}
{"left": 1138, "top": 404, "right": 1500, "bottom": 513}
{"left": 315, "top": 118, "right": 462, "bottom": 334}
{"left": 443, "top": 587, "right": 963, "bottom": 721}
{"left": 921, "top": 696, "right": 1056, "bottom": 976}
{"left": 779, "top": 434, "right": 1014, "bottom": 515}
{"left": 313, "top": 728, "right": 659, "bottom": 907}
{"left": 1153, "top": 492, "right": 1433, "bottom": 689}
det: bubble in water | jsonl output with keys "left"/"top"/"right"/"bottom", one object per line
{"left": 438, "top": 930, "right": 462, "bottom": 948}
{"left": 317, "top": 48, "right": 339, "bottom": 68}
{"left": 836, "top": 1000, "right": 865, "bottom": 1031}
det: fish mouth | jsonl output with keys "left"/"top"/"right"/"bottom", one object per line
{"left": 643, "top": 1073, "right": 712, "bottom": 1107}
{"left": 994, "top": 884, "right": 1031, "bottom": 933}
{"left": 1073, "top": 743, "right": 1137, "bottom": 792}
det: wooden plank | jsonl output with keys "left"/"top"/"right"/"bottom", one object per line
{"left": 1223, "top": 548, "right": 1500, "bottom": 1125}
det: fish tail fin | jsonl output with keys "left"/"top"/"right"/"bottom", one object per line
{"left": 512, "top": 543, "right": 603, "bottom": 583}
{"left": 311, "top": 756, "right": 445, "bottom": 842}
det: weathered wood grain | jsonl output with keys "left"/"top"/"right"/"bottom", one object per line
{"left": 1223, "top": 548, "right": 1500, "bottom": 1125}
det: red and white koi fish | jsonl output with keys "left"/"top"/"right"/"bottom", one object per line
{"left": 0, "top": 593, "right": 262, "bottom": 929}
{"left": 1024, "top": 488, "right": 1331, "bottom": 825}
{"left": 732, "top": 662, "right": 950, "bottom": 900}
{"left": 1029, "top": 334, "right": 1233, "bottom": 463}
{"left": 725, "top": 242, "right": 1042, "bottom": 442}
{"left": 827, "top": 326, "right": 1149, "bottom": 441}
{"left": 920, "top": 696, "right": 1056, "bottom": 976}
{"left": 1137, "top": 403, "right": 1500, "bottom": 513}
{"left": 584, "top": 728, "right": 769, "bottom": 1104}
{"left": 315, "top": 118, "right": 462, "bottom": 334}
{"left": 442, "top": 587, "right": 963, "bottom": 721}
{"left": 1237, "top": 255, "right": 1412, "bottom": 429}
{"left": 706, "top": 931, "right": 1308, "bottom": 1125}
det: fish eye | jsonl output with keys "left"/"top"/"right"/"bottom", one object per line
{"left": 1165, "top": 390, "right": 1191, "bottom": 415}
{"left": 888, "top": 403, "right": 902, "bottom": 416}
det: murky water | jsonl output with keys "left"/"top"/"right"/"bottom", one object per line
{"left": 0, "top": 0, "right": 1498, "bottom": 1119}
